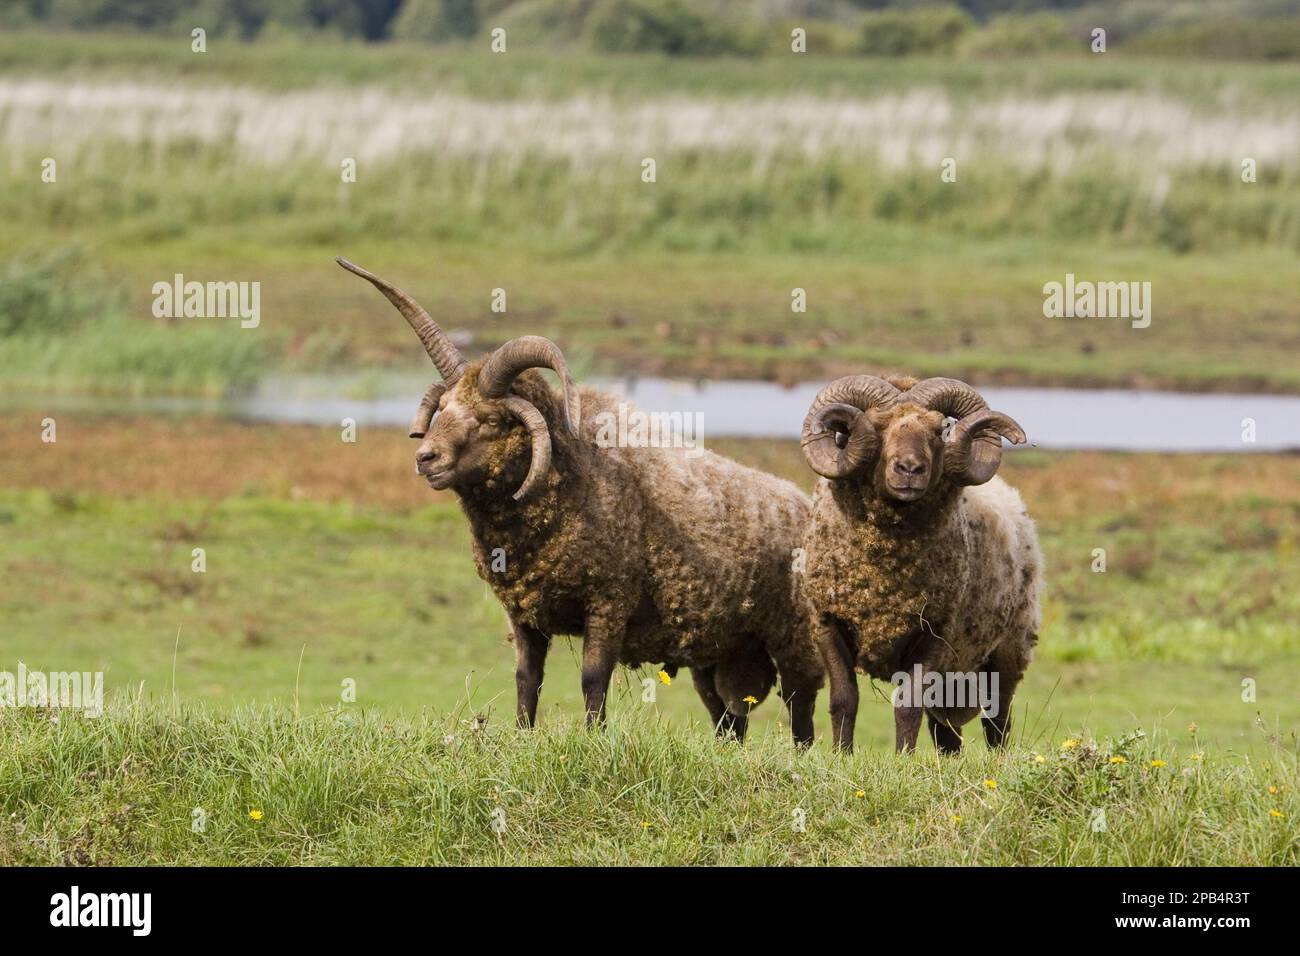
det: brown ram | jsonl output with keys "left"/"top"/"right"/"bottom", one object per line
{"left": 339, "top": 257, "right": 823, "bottom": 744}
{"left": 800, "top": 374, "right": 1043, "bottom": 754}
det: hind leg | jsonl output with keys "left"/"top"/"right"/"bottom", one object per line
{"left": 690, "top": 666, "right": 743, "bottom": 739}
{"left": 979, "top": 653, "right": 1024, "bottom": 749}
{"left": 779, "top": 673, "right": 818, "bottom": 750}
{"left": 766, "top": 632, "right": 822, "bottom": 750}
{"left": 980, "top": 673, "right": 1017, "bottom": 749}
{"left": 927, "top": 714, "right": 964, "bottom": 754}
{"left": 713, "top": 641, "right": 777, "bottom": 744}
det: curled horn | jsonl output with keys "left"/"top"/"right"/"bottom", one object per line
{"left": 799, "top": 375, "right": 900, "bottom": 479}
{"left": 336, "top": 257, "right": 467, "bottom": 386}
{"left": 902, "top": 378, "right": 1026, "bottom": 486}
{"left": 503, "top": 396, "right": 551, "bottom": 502}
{"left": 408, "top": 381, "right": 446, "bottom": 439}
{"left": 479, "top": 335, "right": 581, "bottom": 437}
{"left": 898, "top": 377, "right": 988, "bottom": 422}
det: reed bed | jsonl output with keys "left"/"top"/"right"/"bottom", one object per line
{"left": 4, "top": 78, "right": 1297, "bottom": 174}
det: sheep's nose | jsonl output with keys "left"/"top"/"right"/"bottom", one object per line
{"left": 416, "top": 448, "right": 439, "bottom": 465}
{"left": 894, "top": 457, "right": 926, "bottom": 476}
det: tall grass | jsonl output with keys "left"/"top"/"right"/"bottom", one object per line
{"left": 0, "top": 251, "right": 273, "bottom": 396}
{"left": 5, "top": 77, "right": 1297, "bottom": 173}
{"left": 4, "top": 91, "right": 1298, "bottom": 255}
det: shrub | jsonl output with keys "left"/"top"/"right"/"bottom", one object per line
{"left": 0, "top": 248, "right": 112, "bottom": 338}
{"left": 858, "top": 4, "right": 973, "bottom": 57}
{"left": 1124, "top": 18, "right": 1300, "bottom": 60}
{"left": 958, "top": 13, "right": 1077, "bottom": 58}
{"left": 585, "top": 0, "right": 764, "bottom": 56}
{"left": 392, "top": 0, "right": 481, "bottom": 42}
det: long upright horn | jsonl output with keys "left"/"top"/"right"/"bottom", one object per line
{"left": 800, "top": 375, "right": 900, "bottom": 479}
{"left": 902, "top": 378, "right": 1025, "bottom": 485}
{"left": 479, "top": 335, "right": 580, "bottom": 437}
{"left": 336, "top": 257, "right": 467, "bottom": 385}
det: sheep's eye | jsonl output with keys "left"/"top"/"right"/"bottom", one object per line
{"left": 483, "top": 416, "right": 501, "bottom": 428}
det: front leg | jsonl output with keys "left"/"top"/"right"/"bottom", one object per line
{"left": 895, "top": 629, "right": 944, "bottom": 754}
{"left": 581, "top": 607, "right": 625, "bottom": 726}
{"left": 512, "top": 621, "right": 549, "bottom": 729}
{"left": 817, "top": 619, "right": 859, "bottom": 753}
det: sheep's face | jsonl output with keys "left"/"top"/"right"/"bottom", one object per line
{"left": 868, "top": 403, "right": 948, "bottom": 503}
{"left": 414, "top": 378, "right": 524, "bottom": 493}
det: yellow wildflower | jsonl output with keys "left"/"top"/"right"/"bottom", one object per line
{"left": 1269, "top": 809, "right": 1284, "bottom": 819}
{"left": 658, "top": 670, "right": 672, "bottom": 685}
{"left": 742, "top": 695, "right": 758, "bottom": 705}
{"left": 984, "top": 779, "right": 997, "bottom": 790}
{"left": 1150, "top": 759, "right": 1167, "bottom": 768}
{"left": 1268, "top": 786, "right": 1279, "bottom": 795}
{"left": 1061, "top": 738, "right": 1079, "bottom": 750}
{"left": 854, "top": 789, "right": 866, "bottom": 799}
{"left": 248, "top": 809, "right": 263, "bottom": 821}
{"left": 1109, "top": 755, "right": 1127, "bottom": 765}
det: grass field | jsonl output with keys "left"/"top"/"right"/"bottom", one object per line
{"left": 2, "top": 34, "right": 1298, "bottom": 394}
{"left": 2, "top": 417, "right": 1296, "bottom": 744}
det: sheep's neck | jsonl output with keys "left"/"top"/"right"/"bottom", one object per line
{"left": 457, "top": 468, "right": 573, "bottom": 541}
{"left": 834, "top": 478, "right": 961, "bottom": 537}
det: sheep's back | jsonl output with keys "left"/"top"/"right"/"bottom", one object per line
{"left": 567, "top": 385, "right": 808, "bottom": 662}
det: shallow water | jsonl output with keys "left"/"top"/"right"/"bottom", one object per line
{"left": 22, "top": 373, "right": 1300, "bottom": 453}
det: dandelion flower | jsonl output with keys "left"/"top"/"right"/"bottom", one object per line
{"left": 658, "top": 670, "right": 672, "bottom": 685}
{"left": 1033, "top": 754, "right": 1046, "bottom": 764}
{"left": 1189, "top": 753, "right": 1203, "bottom": 762}
{"left": 640, "top": 820, "right": 652, "bottom": 829}
{"left": 854, "top": 789, "right": 866, "bottom": 799}
{"left": 742, "top": 695, "right": 758, "bottom": 705}
{"left": 248, "top": 809, "right": 263, "bottom": 821}
{"left": 1061, "top": 738, "right": 1079, "bottom": 750}
{"left": 1268, "top": 786, "right": 1278, "bottom": 795}
{"left": 1269, "top": 809, "right": 1284, "bottom": 819}
{"left": 1150, "top": 759, "right": 1167, "bottom": 768}
{"left": 951, "top": 814, "right": 962, "bottom": 824}
{"left": 984, "top": 779, "right": 997, "bottom": 790}
{"left": 1109, "top": 755, "right": 1127, "bottom": 765}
